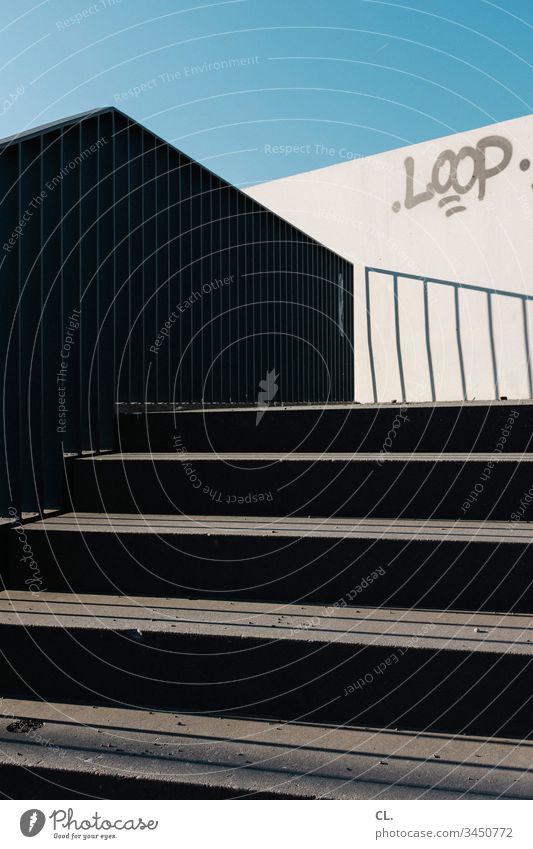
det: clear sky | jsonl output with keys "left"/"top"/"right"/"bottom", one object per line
{"left": 3, "top": 0, "right": 533, "bottom": 189}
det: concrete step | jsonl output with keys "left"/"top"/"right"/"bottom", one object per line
{"left": 0, "top": 697, "right": 531, "bottom": 799}
{"left": 7, "top": 513, "right": 533, "bottom": 613}
{"left": 117, "top": 401, "right": 531, "bottom": 454}
{"left": 70, "top": 451, "right": 533, "bottom": 521}
{"left": 0, "top": 592, "right": 532, "bottom": 738}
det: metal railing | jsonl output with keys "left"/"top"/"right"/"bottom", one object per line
{"left": 0, "top": 108, "right": 354, "bottom": 516}
{"left": 365, "top": 266, "right": 533, "bottom": 404}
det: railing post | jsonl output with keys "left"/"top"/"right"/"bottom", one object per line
{"left": 454, "top": 285, "right": 467, "bottom": 402}
{"left": 393, "top": 273, "right": 406, "bottom": 402}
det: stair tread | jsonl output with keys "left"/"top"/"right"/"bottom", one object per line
{"left": 21, "top": 512, "right": 533, "bottom": 543}
{"left": 0, "top": 697, "right": 531, "bottom": 799}
{"left": 1, "top": 592, "right": 531, "bottom": 654}
{"left": 80, "top": 452, "right": 533, "bottom": 462}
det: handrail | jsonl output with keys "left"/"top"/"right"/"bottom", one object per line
{"left": 0, "top": 108, "right": 354, "bottom": 517}
{"left": 365, "top": 266, "right": 533, "bottom": 403}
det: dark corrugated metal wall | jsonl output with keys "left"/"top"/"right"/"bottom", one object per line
{"left": 0, "top": 108, "right": 354, "bottom": 515}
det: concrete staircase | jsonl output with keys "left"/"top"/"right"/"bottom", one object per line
{"left": 1, "top": 401, "right": 533, "bottom": 799}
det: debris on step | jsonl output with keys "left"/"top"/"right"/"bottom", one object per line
{"left": 6, "top": 719, "right": 44, "bottom": 734}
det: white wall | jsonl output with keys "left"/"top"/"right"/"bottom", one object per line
{"left": 245, "top": 115, "right": 533, "bottom": 403}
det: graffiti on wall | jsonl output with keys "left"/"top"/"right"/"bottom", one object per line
{"left": 391, "top": 135, "right": 526, "bottom": 218}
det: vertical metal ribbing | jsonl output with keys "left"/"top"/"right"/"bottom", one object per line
{"left": 36, "top": 137, "right": 45, "bottom": 513}
{"left": 199, "top": 168, "right": 212, "bottom": 402}
{"left": 251, "top": 197, "right": 257, "bottom": 403}
{"left": 304, "top": 235, "right": 311, "bottom": 401}
{"left": 263, "top": 207, "right": 268, "bottom": 400}
{"left": 328, "top": 250, "right": 333, "bottom": 401}
{"left": 321, "top": 245, "right": 326, "bottom": 401}
{"left": 338, "top": 259, "right": 342, "bottom": 399}
{"left": 124, "top": 121, "right": 141, "bottom": 404}
{"left": 155, "top": 142, "right": 169, "bottom": 404}
{"left": 315, "top": 246, "right": 322, "bottom": 397}
{"left": 111, "top": 111, "right": 119, "bottom": 411}
{"left": 296, "top": 229, "right": 302, "bottom": 402}
{"left": 31, "top": 136, "right": 44, "bottom": 514}
{"left": 242, "top": 191, "right": 247, "bottom": 402}
{"left": 210, "top": 175, "right": 222, "bottom": 403}
{"left": 213, "top": 180, "right": 221, "bottom": 401}
{"left": 331, "top": 249, "right": 336, "bottom": 401}
{"left": 113, "top": 114, "right": 129, "bottom": 401}
{"left": 323, "top": 245, "right": 329, "bottom": 401}
{"left": 188, "top": 162, "right": 201, "bottom": 402}
{"left": 179, "top": 157, "right": 192, "bottom": 403}
{"left": 226, "top": 182, "right": 235, "bottom": 403}
{"left": 351, "top": 263, "right": 355, "bottom": 398}
{"left": 15, "top": 142, "right": 22, "bottom": 508}
{"left": 320, "top": 244, "right": 326, "bottom": 402}
{"left": 271, "top": 215, "right": 277, "bottom": 399}
{"left": 196, "top": 164, "right": 204, "bottom": 403}
{"left": 187, "top": 157, "right": 195, "bottom": 403}
{"left": 328, "top": 252, "right": 339, "bottom": 402}
{"left": 17, "top": 135, "right": 42, "bottom": 512}
{"left": 277, "top": 216, "right": 282, "bottom": 402}
{"left": 248, "top": 198, "right": 256, "bottom": 403}
{"left": 315, "top": 240, "right": 321, "bottom": 402}
{"left": 248, "top": 203, "right": 258, "bottom": 400}
{"left": 125, "top": 119, "right": 132, "bottom": 405}
{"left": 94, "top": 118, "right": 101, "bottom": 451}
{"left": 223, "top": 181, "right": 233, "bottom": 404}
{"left": 41, "top": 130, "right": 63, "bottom": 507}
{"left": 234, "top": 186, "right": 240, "bottom": 403}
{"left": 299, "top": 231, "right": 306, "bottom": 402}
{"left": 262, "top": 207, "right": 269, "bottom": 401}
{"left": 331, "top": 248, "right": 336, "bottom": 400}
{"left": 167, "top": 148, "right": 176, "bottom": 404}
{"left": 59, "top": 124, "right": 81, "bottom": 457}
{"left": 337, "top": 259, "right": 342, "bottom": 400}
{"left": 167, "top": 148, "right": 181, "bottom": 404}
{"left": 285, "top": 224, "right": 290, "bottom": 401}
{"left": 347, "top": 261, "right": 355, "bottom": 400}
{"left": 75, "top": 127, "right": 83, "bottom": 456}
{"left": 338, "top": 256, "right": 342, "bottom": 400}
{"left": 306, "top": 236, "right": 312, "bottom": 402}
{"left": 80, "top": 118, "right": 99, "bottom": 453}
{"left": 242, "top": 194, "right": 250, "bottom": 401}
{"left": 142, "top": 132, "right": 156, "bottom": 404}
{"left": 141, "top": 130, "right": 147, "bottom": 403}
{"left": 313, "top": 239, "right": 318, "bottom": 402}
{"left": 165, "top": 145, "right": 171, "bottom": 404}
{"left": 271, "top": 214, "right": 277, "bottom": 398}
{"left": 289, "top": 226, "right": 296, "bottom": 402}
{"left": 289, "top": 224, "right": 296, "bottom": 402}
{"left": 210, "top": 171, "right": 215, "bottom": 402}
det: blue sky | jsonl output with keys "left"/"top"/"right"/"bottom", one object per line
{"left": 3, "top": 0, "right": 533, "bottom": 188}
